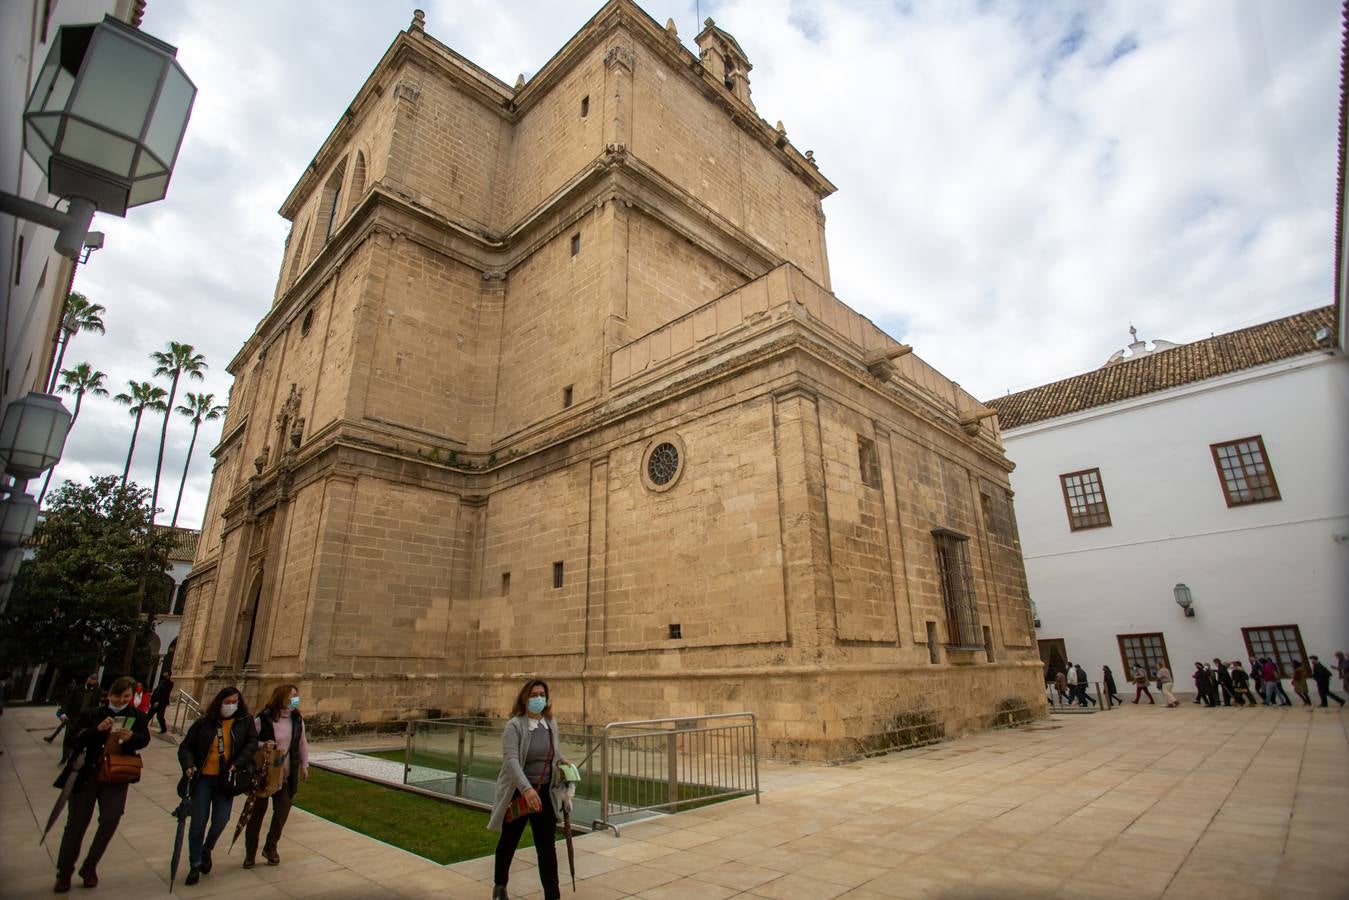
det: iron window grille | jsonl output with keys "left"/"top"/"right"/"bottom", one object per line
{"left": 1211, "top": 436, "right": 1280, "bottom": 507}
{"left": 933, "top": 528, "right": 982, "bottom": 649}
{"left": 857, "top": 435, "right": 882, "bottom": 488}
{"left": 1059, "top": 468, "right": 1111, "bottom": 531}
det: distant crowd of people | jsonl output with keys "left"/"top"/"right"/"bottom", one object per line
{"left": 1046, "top": 650, "right": 1348, "bottom": 711}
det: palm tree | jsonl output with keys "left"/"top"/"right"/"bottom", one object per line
{"left": 170, "top": 391, "right": 227, "bottom": 528}
{"left": 47, "top": 292, "right": 106, "bottom": 392}
{"left": 114, "top": 380, "right": 168, "bottom": 487}
{"left": 148, "top": 342, "right": 207, "bottom": 525}
{"left": 38, "top": 363, "right": 109, "bottom": 505}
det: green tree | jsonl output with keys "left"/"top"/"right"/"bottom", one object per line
{"left": 114, "top": 380, "right": 168, "bottom": 488}
{"left": 170, "top": 391, "right": 226, "bottom": 528}
{"left": 46, "top": 292, "right": 106, "bottom": 393}
{"left": 38, "top": 363, "right": 109, "bottom": 505}
{"left": 0, "top": 476, "right": 174, "bottom": 679}
{"left": 148, "top": 342, "right": 207, "bottom": 525}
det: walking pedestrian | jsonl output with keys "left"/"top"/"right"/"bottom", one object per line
{"left": 1336, "top": 651, "right": 1349, "bottom": 693}
{"left": 1249, "top": 657, "right": 1265, "bottom": 703}
{"left": 245, "top": 684, "right": 309, "bottom": 868}
{"left": 1053, "top": 669, "right": 1071, "bottom": 707}
{"left": 1230, "top": 662, "right": 1257, "bottom": 707}
{"left": 1309, "top": 656, "right": 1347, "bottom": 709}
{"left": 1212, "top": 659, "right": 1235, "bottom": 706}
{"left": 1290, "top": 661, "right": 1313, "bottom": 706}
{"left": 47, "top": 674, "right": 100, "bottom": 760}
{"left": 1073, "top": 664, "right": 1093, "bottom": 707}
{"left": 490, "top": 679, "right": 571, "bottom": 900}
{"left": 1260, "top": 659, "right": 1292, "bottom": 706}
{"left": 148, "top": 672, "right": 174, "bottom": 734}
{"left": 1132, "top": 665, "right": 1155, "bottom": 704}
{"left": 1157, "top": 665, "right": 1178, "bottom": 707}
{"left": 1103, "top": 665, "right": 1124, "bottom": 706}
{"left": 1193, "top": 663, "right": 1216, "bottom": 707}
{"left": 51, "top": 676, "right": 150, "bottom": 892}
{"left": 131, "top": 682, "right": 151, "bottom": 714}
{"left": 178, "top": 687, "right": 258, "bottom": 886}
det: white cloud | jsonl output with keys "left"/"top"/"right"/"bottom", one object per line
{"left": 47, "top": 0, "right": 1341, "bottom": 526}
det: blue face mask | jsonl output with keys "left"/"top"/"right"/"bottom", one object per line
{"left": 289, "top": 696, "right": 301, "bottom": 709}
{"left": 527, "top": 696, "right": 547, "bottom": 715}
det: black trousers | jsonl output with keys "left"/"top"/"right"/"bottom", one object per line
{"left": 1316, "top": 683, "right": 1346, "bottom": 707}
{"left": 494, "top": 786, "right": 559, "bottom": 899}
{"left": 150, "top": 703, "right": 167, "bottom": 732}
{"left": 1218, "top": 684, "right": 1234, "bottom": 706}
{"left": 56, "top": 778, "right": 128, "bottom": 876}
{"left": 245, "top": 788, "right": 294, "bottom": 855}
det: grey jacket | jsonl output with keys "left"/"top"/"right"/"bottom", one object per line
{"left": 488, "top": 715, "right": 564, "bottom": 832}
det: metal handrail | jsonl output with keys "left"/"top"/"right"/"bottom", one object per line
{"left": 399, "top": 711, "right": 760, "bottom": 837}
{"left": 168, "top": 687, "right": 201, "bottom": 734}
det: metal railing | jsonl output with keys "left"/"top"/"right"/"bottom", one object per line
{"left": 401, "top": 712, "right": 759, "bottom": 835}
{"left": 168, "top": 687, "right": 201, "bottom": 734}
{"left": 599, "top": 713, "right": 759, "bottom": 833}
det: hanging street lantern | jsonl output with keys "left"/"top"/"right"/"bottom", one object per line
{"left": 0, "top": 547, "right": 23, "bottom": 582}
{"left": 0, "top": 392, "right": 73, "bottom": 481}
{"left": 0, "top": 489, "right": 40, "bottom": 549}
{"left": 0, "top": 15, "right": 196, "bottom": 258}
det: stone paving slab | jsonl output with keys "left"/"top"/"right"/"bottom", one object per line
{"left": 3, "top": 703, "right": 1346, "bottom": 898}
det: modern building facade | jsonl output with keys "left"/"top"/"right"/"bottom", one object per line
{"left": 988, "top": 309, "right": 1348, "bottom": 686}
{"left": 175, "top": 2, "right": 1042, "bottom": 758}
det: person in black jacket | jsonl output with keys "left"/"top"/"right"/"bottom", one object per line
{"left": 47, "top": 673, "right": 100, "bottom": 762}
{"left": 177, "top": 687, "right": 257, "bottom": 886}
{"left": 148, "top": 672, "right": 174, "bottom": 733}
{"left": 245, "top": 684, "right": 310, "bottom": 868}
{"left": 51, "top": 675, "right": 151, "bottom": 893}
{"left": 1309, "top": 656, "right": 1347, "bottom": 708}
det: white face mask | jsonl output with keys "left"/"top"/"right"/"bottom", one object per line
{"left": 221, "top": 703, "right": 238, "bottom": 718}
{"left": 108, "top": 701, "right": 129, "bottom": 713}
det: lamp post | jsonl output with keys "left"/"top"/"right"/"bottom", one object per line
{"left": 1173, "top": 583, "right": 1195, "bottom": 618}
{"left": 0, "top": 15, "right": 195, "bottom": 259}
{"left": 0, "top": 392, "right": 73, "bottom": 482}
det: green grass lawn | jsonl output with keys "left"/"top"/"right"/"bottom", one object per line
{"left": 363, "top": 748, "right": 735, "bottom": 811}
{"left": 294, "top": 767, "right": 526, "bottom": 864}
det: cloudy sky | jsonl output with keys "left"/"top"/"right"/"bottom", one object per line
{"left": 52, "top": 0, "right": 1342, "bottom": 529}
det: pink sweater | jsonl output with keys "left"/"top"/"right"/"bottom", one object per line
{"left": 255, "top": 710, "right": 309, "bottom": 774}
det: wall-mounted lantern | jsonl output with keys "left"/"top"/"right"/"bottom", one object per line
{"left": 1173, "top": 583, "right": 1195, "bottom": 618}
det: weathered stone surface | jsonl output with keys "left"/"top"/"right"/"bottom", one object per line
{"left": 176, "top": 0, "right": 1044, "bottom": 758}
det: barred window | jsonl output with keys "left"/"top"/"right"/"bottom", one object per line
{"left": 1211, "top": 436, "right": 1280, "bottom": 507}
{"left": 857, "top": 435, "right": 881, "bottom": 488}
{"left": 1059, "top": 468, "right": 1111, "bottom": 531}
{"left": 1118, "top": 632, "right": 1169, "bottom": 679}
{"left": 933, "top": 528, "right": 981, "bottom": 649}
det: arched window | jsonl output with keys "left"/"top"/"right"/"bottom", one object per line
{"left": 346, "top": 151, "right": 367, "bottom": 217}
{"left": 317, "top": 159, "right": 347, "bottom": 243}
{"left": 287, "top": 221, "right": 310, "bottom": 284}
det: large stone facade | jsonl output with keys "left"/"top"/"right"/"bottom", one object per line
{"left": 176, "top": 1, "right": 1045, "bottom": 759}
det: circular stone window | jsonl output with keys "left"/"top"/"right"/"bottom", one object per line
{"left": 641, "top": 434, "right": 686, "bottom": 492}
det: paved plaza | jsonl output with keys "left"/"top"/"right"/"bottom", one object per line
{"left": 2, "top": 702, "right": 1345, "bottom": 898}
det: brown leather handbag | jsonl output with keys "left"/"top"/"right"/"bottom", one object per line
{"left": 96, "top": 733, "right": 143, "bottom": 784}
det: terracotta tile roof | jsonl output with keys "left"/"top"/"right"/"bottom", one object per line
{"left": 985, "top": 307, "right": 1335, "bottom": 430}
{"left": 157, "top": 526, "right": 200, "bottom": 562}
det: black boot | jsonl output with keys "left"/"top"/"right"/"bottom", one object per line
{"left": 492, "top": 886, "right": 508, "bottom": 899}
{"left": 200, "top": 848, "right": 213, "bottom": 874}
{"left": 185, "top": 867, "right": 200, "bottom": 886}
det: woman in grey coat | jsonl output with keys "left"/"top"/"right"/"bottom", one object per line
{"left": 489, "top": 679, "right": 569, "bottom": 900}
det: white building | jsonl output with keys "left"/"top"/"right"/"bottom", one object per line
{"left": 1, "top": 0, "right": 142, "bottom": 416}
{"left": 987, "top": 308, "right": 1348, "bottom": 689}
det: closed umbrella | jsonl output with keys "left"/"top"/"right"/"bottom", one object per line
{"left": 39, "top": 750, "right": 85, "bottom": 845}
{"left": 553, "top": 763, "right": 580, "bottom": 892}
{"left": 168, "top": 773, "right": 194, "bottom": 891}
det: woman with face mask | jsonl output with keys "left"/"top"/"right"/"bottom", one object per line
{"left": 177, "top": 687, "right": 258, "bottom": 886}
{"left": 488, "top": 679, "right": 570, "bottom": 900}
{"left": 244, "top": 684, "right": 309, "bottom": 868}
{"left": 51, "top": 675, "right": 151, "bottom": 893}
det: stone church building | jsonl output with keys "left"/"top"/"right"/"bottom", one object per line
{"left": 176, "top": 1, "right": 1044, "bottom": 759}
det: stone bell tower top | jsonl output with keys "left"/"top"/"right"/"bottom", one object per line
{"left": 696, "top": 17, "right": 754, "bottom": 110}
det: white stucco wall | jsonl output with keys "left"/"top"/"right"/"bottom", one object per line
{"left": 1002, "top": 352, "right": 1349, "bottom": 686}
